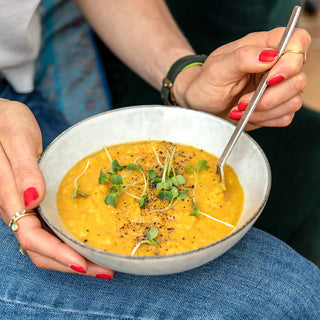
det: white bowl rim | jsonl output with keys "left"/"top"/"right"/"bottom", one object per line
{"left": 38, "top": 105, "right": 272, "bottom": 261}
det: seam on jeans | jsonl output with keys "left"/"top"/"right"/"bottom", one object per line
{"left": 0, "top": 299, "right": 143, "bottom": 320}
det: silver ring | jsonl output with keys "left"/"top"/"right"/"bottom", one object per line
{"left": 8, "top": 210, "right": 37, "bottom": 232}
{"left": 18, "top": 244, "right": 29, "bottom": 256}
{"left": 281, "top": 50, "right": 307, "bottom": 64}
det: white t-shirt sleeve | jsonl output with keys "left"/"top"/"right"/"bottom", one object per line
{"left": 0, "top": 0, "right": 41, "bottom": 93}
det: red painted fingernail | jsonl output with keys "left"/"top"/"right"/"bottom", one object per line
{"left": 23, "top": 187, "right": 39, "bottom": 206}
{"left": 238, "top": 102, "right": 248, "bottom": 111}
{"left": 95, "top": 273, "right": 113, "bottom": 279}
{"left": 259, "top": 50, "right": 278, "bottom": 62}
{"left": 229, "top": 109, "right": 243, "bottom": 120}
{"left": 70, "top": 265, "right": 86, "bottom": 273}
{"left": 268, "top": 74, "right": 284, "bottom": 86}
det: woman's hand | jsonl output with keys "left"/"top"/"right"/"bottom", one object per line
{"left": 0, "top": 99, "right": 114, "bottom": 279}
{"left": 173, "top": 27, "right": 311, "bottom": 130}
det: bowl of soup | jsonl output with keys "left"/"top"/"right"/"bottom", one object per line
{"left": 38, "top": 105, "right": 271, "bottom": 275}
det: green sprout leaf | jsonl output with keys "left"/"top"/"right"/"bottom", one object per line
{"left": 131, "top": 227, "right": 160, "bottom": 255}
{"left": 105, "top": 192, "right": 117, "bottom": 207}
{"left": 197, "top": 160, "right": 210, "bottom": 172}
{"left": 139, "top": 193, "right": 149, "bottom": 209}
{"left": 158, "top": 190, "right": 173, "bottom": 202}
{"left": 147, "top": 168, "right": 157, "bottom": 180}
{"left": 107, "top": 159, "right": 123, "bottom": 174}
{"left": 109, "top": 174, "right": 123, "bottom": 185}
{"left": 185, "top": 164, "right": 195, "bottom": 173}
{"left": 156, "top": 180, "right": 173, "bottom": 191}
{"left": 99, "top": 169, "right": 109, "bottom": 185}
{"left": 171, "top": 175, "right": 186, "bottom": 187}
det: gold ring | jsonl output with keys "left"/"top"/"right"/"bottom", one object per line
{"left": 8, "top": 210, "right": 37, "bottom": 232}
{"left": 18, "top": 244, "right": 29, "bottom": 256}
{"left": 281, "top": 50, "right": 307, "bottom": 64}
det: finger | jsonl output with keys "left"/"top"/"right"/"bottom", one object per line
{"left": 0, "top": 144, "right": 25, "bottom": 221}
{"left": 0, "top": 152, "right": 87, "bottom": 275}
{"left": 17, "top": 218, "right": 114, "bottom": 277}
{"left": 214, "top": 28, "right": 311, "bottom": 58}
{"left": 251, "top": 112, "right": 296, "bottom": 128}
{"left": 0, "top": 146, "right": 113, "bottom": 277}
{"left": 231, "top": 94, "right": 302, "bottom": 124}
{"left": 243, "top": 28, "right": 311, "bottom": 83}
{"left": 14, "top": 214, "right": 88, "bottom": 271}
{"left": 237, "top": 71, "right": 307, "bottom": 112}
{"left": 188, "top": 45, "right": 282, "bottom": 114}
{"left": 26, "top": 250, "right": 114, "bottom": 278}
{"left": 0, "top": 101, "right": 45, "bottom": 208}
{"left": 205, "top": 45, "right": 279, "bottom": 82}
{"left": 212, "top": 28, "right": 311, "bottom": 84}
{"left": 267, "top": 49, "right": 307, "bottom": 85}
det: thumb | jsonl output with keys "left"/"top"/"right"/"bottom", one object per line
{"left": 0, "top": 101, "right": 45, "bottom": 209}
{"left": 185, "top": 46, "right": 279, "bottom": 114}
{"left": 206, "top": 46, "right": 279, "bottom": 85}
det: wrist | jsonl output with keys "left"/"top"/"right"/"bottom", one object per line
{"left": 173, "top": 65, "right": 202, "bottom": 108}
{"left": 160, "top": 54, "right": 207, "bottom": 107}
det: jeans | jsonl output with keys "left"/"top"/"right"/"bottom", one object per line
{"left": 1, "top": 81, "right": 320, "bottom": 319}
{"left": 0, "top": 217, "right": 319, "bottom": 320}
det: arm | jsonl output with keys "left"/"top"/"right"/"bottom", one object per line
{"left": 75, "top": 0, "right": 311, "bottom": 129}
{"left": 75, "top": 0, "right": 194, "bottom": 90}
{"left": 0, "top": 99, "right": 114, "bottom": 278}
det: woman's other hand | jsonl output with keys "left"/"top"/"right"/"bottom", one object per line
{"left": 0, "top": 99, "right": 114, "bottom": 279}
{"left": 173, "top": 28, "right": 311, "bottom": 130}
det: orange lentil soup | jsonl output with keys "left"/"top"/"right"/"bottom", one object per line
{"left": 57, "top": 140, "right": 244, "bottom": 256}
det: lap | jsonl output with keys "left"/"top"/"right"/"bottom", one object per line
{"left": 1, "top": 217, "right": 319, "bottom": 320}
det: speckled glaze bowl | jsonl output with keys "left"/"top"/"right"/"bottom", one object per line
{"left": 38, "top": 105, "right": 271, "bottom": 275}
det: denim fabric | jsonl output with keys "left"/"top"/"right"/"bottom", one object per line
{"left": 1, "top": 214, "right": 319, "bottom": 320}
{"left": 0, "top": 78, "right": 69, "bottom": 148}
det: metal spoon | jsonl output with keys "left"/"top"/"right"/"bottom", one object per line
{"left": 216, "top": 5, "right": 302, "bottom": 187}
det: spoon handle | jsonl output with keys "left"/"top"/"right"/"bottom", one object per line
{"left": 217, "top": 6, "right": 302, "bottom": 172}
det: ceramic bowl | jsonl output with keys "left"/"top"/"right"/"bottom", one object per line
{"left": 38, "top": 105, "right": 271, "bottom": 275}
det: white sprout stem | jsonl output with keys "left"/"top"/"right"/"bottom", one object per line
{"left": 123, "top": 189, "right": 141, "bottom": 200}
{"left": 150, "top": 198, "right": 178, "bottom": 212}
{"left": 200, "top": 212, "right": 234, "bottom": 228}
{"left": 131, "top": 242, "right": 141, "bottom": 256}
{"left": 134, "top": 156, "right": 141, "bottom": 163}
{"left": 140, "top": 170, "right": 148, "bottom": 196}
{"left": 103, "top": 145, "right": 113, "bottom": 164}
{"left": 162, "top": 152, "right": 169, "bottom": 182}
{"left": 167, "top": 147, "right": 176, "bottom": 177}
{"left": 74, "top": 160, "right": 90, "bottom": 187}
{"left": 153, "top": 147, "right": 164, "bottom": 168}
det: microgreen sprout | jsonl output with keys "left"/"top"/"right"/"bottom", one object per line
{"left": 71, "top": 160, "right": 90, "bottom": 198}
{"left": 152, "top": 148, "right": 187, "bottom": 211}
{"left": 131, "top": 227, "right": 160, "bottom": 255}
{"left": 190, "top": 200, "right": 234, "bottom": 228}
{"left": 153, "top": 189, "right": 189, "bottom": 212}
{"left": 122, "top": 165, "right": 159, "bottom": 208}
{"left": 185, "top": 160, "right": 209, "bottom": 201}
{"left": 99, "top": 168, "right": 138, "bottom": 207}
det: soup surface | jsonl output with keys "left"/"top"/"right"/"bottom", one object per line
{"left": 57, "top": 140, "right": 244, "bottom": 256}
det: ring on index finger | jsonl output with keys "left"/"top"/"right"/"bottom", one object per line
{"left": 8, "top": 210, "right": 37, "bottom": 232}
{"left": 281, "top": 50, "right": 307, "bottom": 64}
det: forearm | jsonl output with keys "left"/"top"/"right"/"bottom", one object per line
{"left": 75, "top": 0, "right": 194, "bottom": 90}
